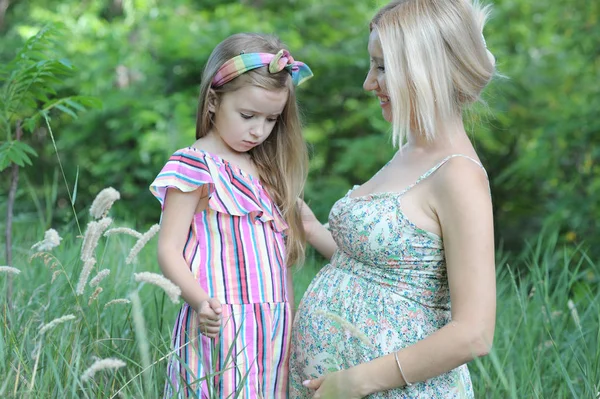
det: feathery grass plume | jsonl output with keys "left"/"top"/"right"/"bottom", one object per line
{"left": 51, "top": 270, "right": 62, "bottom": 283}
{"left": 89, "top": 187, "right": 121, "bottom": 219}
{"left": 126, "top": 224, "right": 160, "bottom": 264}
{"left": 130, "top": 292, "right": 151, "bottom": 392}
{"left": 314, "top": 310, "right": 375, "bottom": 349}
{"left": 0, "top": 266, "right": 21, "bottom": 274}
{"left": 81, "top": 217, "right": 113, "bottom": 261}
{"left": 31, "top": 228, "right": 62, "bottom": 252}
{"left": 80, "top": 357, "right": 126, "bottom": 382}
{"left": 75, "top": 257, "right": 97, "bottom": 296}
{"left": 104, "top": 227, "right": 143, "bottom": 239}
{"left": 88, "top": 287, "right": 103, "bottom": 305}
{"left": 29, "top": 252, "right": 61, "bottom": 269}
{"left": 39, "top": 314, "right": 76, "bottom": 335}
{"left": 104, "top": 298, "right": 131, "bottom": 309}
{"left": 567, "top": 299, "right": 581, "bottom": 330}
{"left": 89, "top": 269, "right": 110, "bottom": 288}
{"left": 31, "top": 342, "right": 42, "bottom": 361}
{"left": 134, "top": 272, "right": 181, "bottom": 303}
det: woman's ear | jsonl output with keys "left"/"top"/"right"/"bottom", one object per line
{"left": 207, "top": 89, "right": 218, "bottom": 113}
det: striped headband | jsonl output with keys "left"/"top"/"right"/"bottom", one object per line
{"left": 211, "top": 49, "right": 313, "bottom": 88}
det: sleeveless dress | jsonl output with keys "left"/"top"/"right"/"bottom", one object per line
{"left": 150, "top": 147, "right": 292, "bottom": 399}
{"left": 289, "top": 154, "right": 486, "bottom": 398}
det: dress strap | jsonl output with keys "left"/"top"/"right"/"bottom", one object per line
{"left": 399, "top": 154, "right": 486, "bottom": 196}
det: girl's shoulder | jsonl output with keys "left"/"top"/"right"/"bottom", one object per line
{"left": 149, "top": 147, "right": 215, "bottom": 206}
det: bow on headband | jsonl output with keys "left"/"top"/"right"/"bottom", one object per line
{"left": 211, "top": 49, "right": 313, "bottom": 88}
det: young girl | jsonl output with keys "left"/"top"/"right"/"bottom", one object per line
{"left": 150, "top": 32, "right": 312, "bottom": 398}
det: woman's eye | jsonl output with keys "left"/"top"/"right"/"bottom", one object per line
{"left": 377, "top": 66, "right": 385, "bottom": 72}
{"left": 267, "top": 117, "right": 278, "bottom": 123}
{"left": 241, "top": 113, "right": 253, "bottom": 119}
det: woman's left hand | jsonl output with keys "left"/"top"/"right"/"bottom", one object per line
{"left": 303, "top": 370, "right": 364, "bottom": 399}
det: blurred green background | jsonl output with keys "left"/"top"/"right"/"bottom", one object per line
{"left": 1, "top": 0, "right": 599, "bottom": 257}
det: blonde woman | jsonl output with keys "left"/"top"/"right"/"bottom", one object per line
{"left": 290, "top": 1, "right": 497, "bottom": 398}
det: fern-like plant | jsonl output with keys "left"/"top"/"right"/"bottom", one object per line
{"left": 0, "top": 23, "right": 100, "bottom": 308}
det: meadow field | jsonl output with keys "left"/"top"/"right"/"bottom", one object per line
{"left": 1, "top": 194, "right": 598, "bottom": 398}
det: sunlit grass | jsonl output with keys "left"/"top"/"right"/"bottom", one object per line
{"left": 2, "top": 201, "right": 598, "bottom": 398}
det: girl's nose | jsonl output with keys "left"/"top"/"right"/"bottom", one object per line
{"left": 250, "top": 124, "right": 264, "bottom": 138}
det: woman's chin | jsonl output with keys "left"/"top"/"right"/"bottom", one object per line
{"left": 382, "top": 109, "right": 393, "bottom": 123}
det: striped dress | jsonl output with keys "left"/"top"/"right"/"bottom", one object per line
{"left": 150, "top": 147, "right": 291, "bottom": 399}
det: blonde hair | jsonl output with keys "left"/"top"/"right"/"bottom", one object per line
{"left": 196, "top": 33, "right": 308, "bottom": 267}
{"left": 371, "top": 0, "right": 495, "bottom": 145}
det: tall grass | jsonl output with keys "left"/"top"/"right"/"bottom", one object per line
{"left": 470, "top": 235, "right": 600, "bottom": 398}
{"left": 2, "top": 209, "right": 598, "bottom": 398}
{"left": 1, "top": 215, "right": 175, "bottom": 398}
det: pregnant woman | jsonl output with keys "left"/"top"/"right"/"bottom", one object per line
{"left": 289, "top": 0, "right": 498, "bottom": 398}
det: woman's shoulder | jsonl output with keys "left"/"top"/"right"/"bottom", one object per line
{"left": 429, "top": 153, "right": 491, "bottom": 213}
{"left": 432, "top": 152, "right": 487, "bottom": 184}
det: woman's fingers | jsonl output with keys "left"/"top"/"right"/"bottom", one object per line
{"left": 303, "top": 376, "right": 324, "bottom": 390}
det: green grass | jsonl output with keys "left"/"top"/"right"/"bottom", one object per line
{"left": 1, "top": 218, "right": 174, "bottom": 398}
{"left": 2, "top": 210, "right": 599, "bottom": 398}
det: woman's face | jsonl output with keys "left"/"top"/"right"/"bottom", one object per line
{"left": 363, "top": 29, "right": 392, "bottom": 123}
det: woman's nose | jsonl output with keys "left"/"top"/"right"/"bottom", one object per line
{"left": 363, "top": 69, "right": 378, "bottom": 92}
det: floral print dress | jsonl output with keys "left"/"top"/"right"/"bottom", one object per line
{"left": 290, "top": 155, "right": 485, "bottom": 398}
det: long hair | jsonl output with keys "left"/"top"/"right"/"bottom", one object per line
{"left": 371, "top": 0, "right": 496, "bottom": 146}
{"left": 196, "top": 33, "right": 308, "bottom": 267}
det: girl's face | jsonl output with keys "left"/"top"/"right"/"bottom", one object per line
{"left": 208, "top": 85, "right": 288, "bottom": 153}
{"left": 363, "top": 30, "right": 392, "bottom": 123}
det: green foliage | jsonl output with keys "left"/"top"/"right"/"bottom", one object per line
{"left": 0, "top": 0, "right": 597, "bottom": 254}
{"left": 0, "top": 140, "right": 37, "bottom": 169}
{"left": 0, "top": 23, "right": 100, "bottom": 172}
{"left": 479, "top": 0, "right": 600, "bottom": 252}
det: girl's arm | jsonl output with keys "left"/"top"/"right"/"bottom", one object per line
{"left": 299, "top": 199, "right": 337, "bottom": 260}
{"left": 305, "top": 158, "right": 496, "bottom": 397}
{"left": 157, "top": 186, "right": 222, "bottom": 337}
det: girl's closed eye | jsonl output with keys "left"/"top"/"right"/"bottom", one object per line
{"left": 240, "top": 113, "right": 253, "bottom": 119}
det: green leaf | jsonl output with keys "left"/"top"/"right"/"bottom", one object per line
{"left": 58, "top": 58, "right": 73, "bottom": 69}
{"left": 0, "top": 141, "right": 39, "bottom": 170}
{"left": 64, "top": 98, "right": 86, "bottom": 112}
{"left": 72, "top": 166, "right": 79, "bottom": 206}
{"left": 55, "top": 104, "right": 78, "bottom": 118}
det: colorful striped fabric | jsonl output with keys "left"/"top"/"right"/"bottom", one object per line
{"left": 150, "top": 147, "right": 291, "bottom": 398}
{"left": 211, "top": 50, "right": 313, "bottom": 88}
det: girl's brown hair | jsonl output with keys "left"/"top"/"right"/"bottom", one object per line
{"left": 196, "top": 33, "right": 308, "bottom": 267}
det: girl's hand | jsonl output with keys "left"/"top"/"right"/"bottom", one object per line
{"left": 196, "top": 298, "right": 222, "bottom": 338}
{"left": 298, "top": 198, "right": 319, "bottom": 233}
{"left": 297, "top": 198, "right": 337, "bottom": 260}
{"left": 303, "top": 370, "right": 365, "bottom": 399}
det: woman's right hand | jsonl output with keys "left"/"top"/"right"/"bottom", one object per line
{"left": 196, "top": 297, "right": 223, "bottom": 338}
